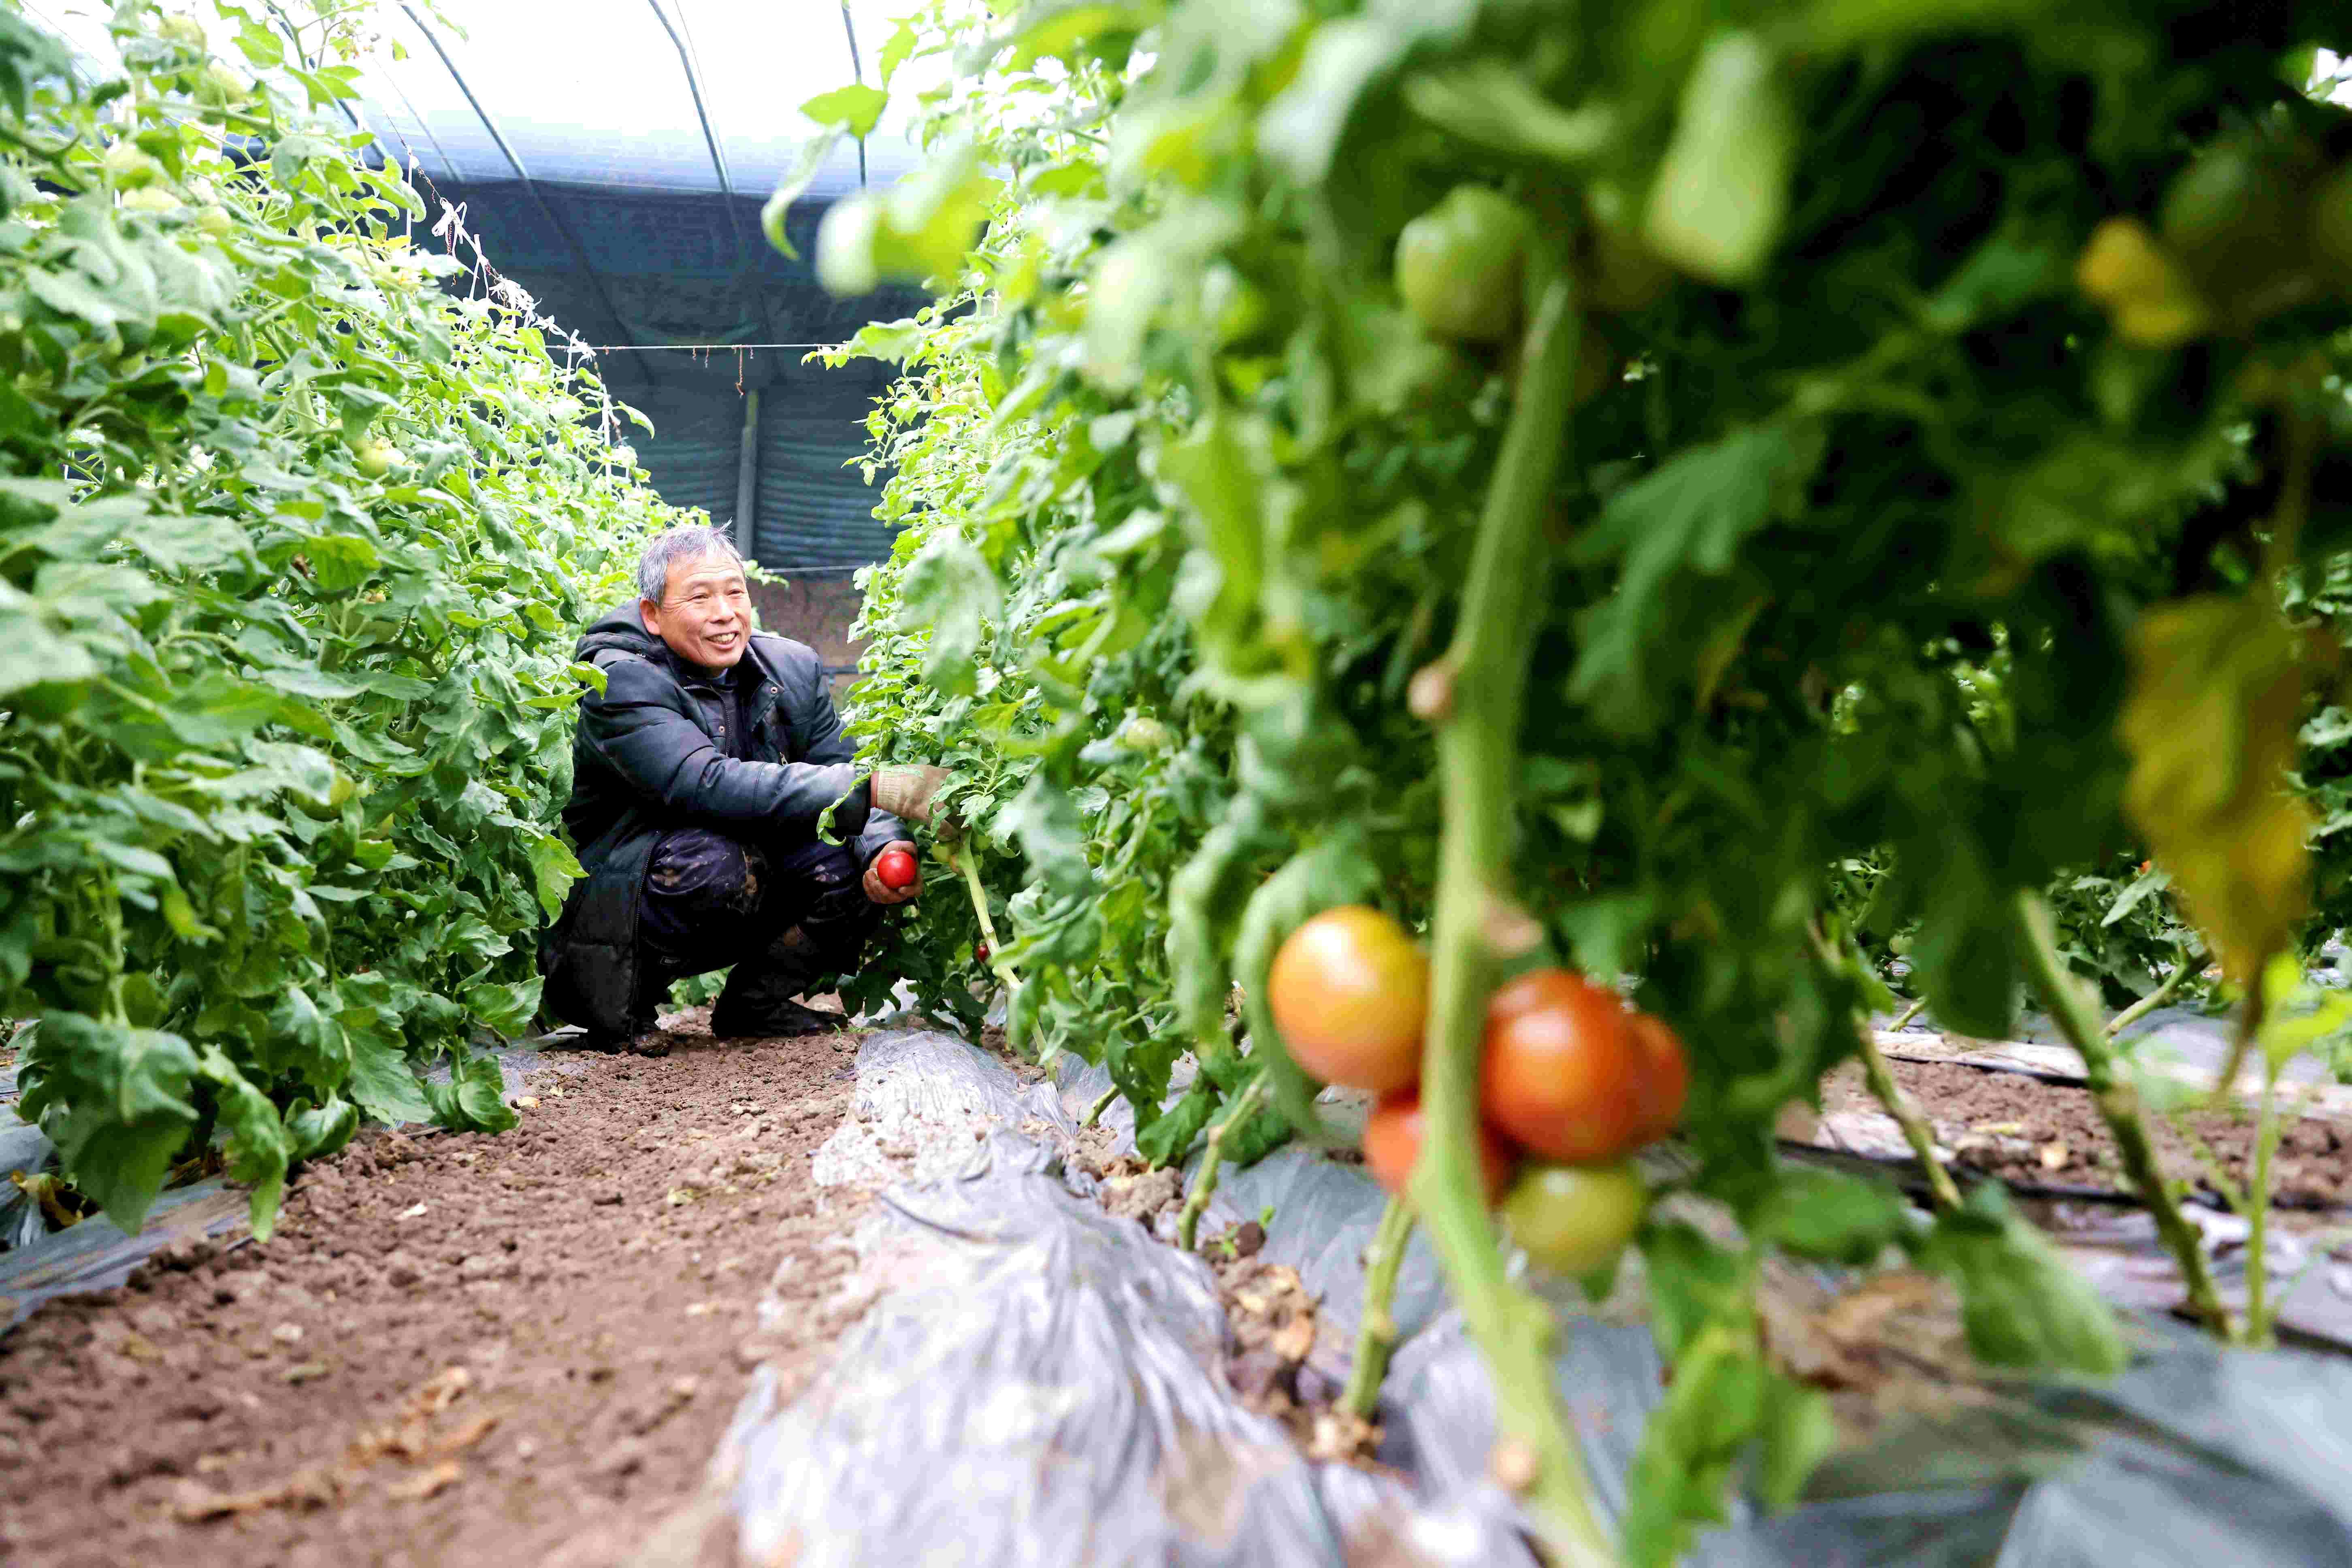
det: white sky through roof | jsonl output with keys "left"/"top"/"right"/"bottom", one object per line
{"left": 360, "top": 1, "right": 935, "bottom": 196}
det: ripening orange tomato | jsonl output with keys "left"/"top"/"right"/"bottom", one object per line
{"left": 1268, "top": 906, "right": 1428, "bottom": 1094}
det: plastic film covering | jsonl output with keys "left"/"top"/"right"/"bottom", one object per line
{"left": 702, "top": 1027, "right": 1534, "bottom": 1567}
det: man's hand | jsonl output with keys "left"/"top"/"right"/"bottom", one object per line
{"left": 870, "top": 765, "right": 952, "bottom": 826}
{"left": 864, "top": 839, "right": 924, "bottom": 905}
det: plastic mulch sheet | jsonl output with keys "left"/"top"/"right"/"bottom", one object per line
{"left": 686, "top": 1032, "right": 2352, "bottom": 1566}
{"left": 0, "top": 1178, "right": 246, "bottom": 1327}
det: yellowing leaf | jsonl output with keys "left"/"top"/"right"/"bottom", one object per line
{"left": 2119, "top": 596, "right": 2311, "bottom": 982}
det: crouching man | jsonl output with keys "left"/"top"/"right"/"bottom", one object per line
{"left": 540, "top": 524, "right": 948, "bottom": 1049}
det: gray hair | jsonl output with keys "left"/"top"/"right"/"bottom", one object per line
{"left": 636, "top": 523, "right": 744, "bottom": 603}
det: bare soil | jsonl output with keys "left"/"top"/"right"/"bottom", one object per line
{"left": 0, "top": 1008, "right": 874, "bottom": 1568}
{"left": 1824, "top": 1057, "right": 2352, "bottom": 1209}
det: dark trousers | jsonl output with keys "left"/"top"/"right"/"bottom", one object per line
{"left": 635, "top": 829, "right": 881, "bottom": 1019}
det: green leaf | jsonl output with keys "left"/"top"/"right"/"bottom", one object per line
{"left": 422, "top": 1051, "right": 520, "bottom": 1134}
{"left": 876, "top": 19, "right": 920, "bottom": 89}
{"left": 1568, "top": 426, "right": 1810, "bottom": 733}
{"left": 347, "top": 1027, "right": 432, "bottom": 1126}
{"left": 815, "top": 145, "right": 999, "bottom": 296}
{"left": 463, "top": 978, "right": 542, "bottom": 1040}
{"left": 1917, "top": 1185, "right": 2127, "bottom": 1375}
{"left": 1753, "top": 1167, "right": 1911, "bottom": 1264}
{"left": 526, "top": 833, "right": 582, "bottom": 922}
{"left": 800, "top": 82, "right": 889, "bottom": 140}
{"left": 18, "top": 1015, "right": 200, "bottom": 1232}
{"left": 198, "top": 1047, "right": 296, "bottom": 1238}
{"left": 1136, "top": 1078, "right": 1216, "bottom": 1165}
{"left": 896, "top": 529, "right": 999, "bottom": 695}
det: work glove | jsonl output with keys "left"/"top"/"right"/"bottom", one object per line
{"left": 870, "top": 764, "right": 953, "bottom": 826}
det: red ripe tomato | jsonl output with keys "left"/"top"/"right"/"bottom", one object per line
{"left": 974, "top": 941, "right": 991, "bottom": 964}
{"left": 1361, "top": 1088, "right": 1514, "bottom": 1202}
{"left": 875, "top": 848, "right": 918, "bottom": 890}
{"left": 1267, "top": 907, "right": 1428, "bottom": 1093}
{"left": 1479, "top": 969, "right": 1645, "bottom": 1164}
{"left": 1626, "top": 1014, "right": 1689, "bottom": 1146}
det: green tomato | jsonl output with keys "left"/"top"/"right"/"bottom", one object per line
{"left": 1394, "top": 185, "right": 1531, "bottom": 345}
{"left": 1501, "top": 1160, "right": 1648, "bottom": 1277}
{"left": 195, "top": 205, "right": 234, "bottom": 239}
{"left": 352, "top": 437, "right": 398, "bottom": 479}
{"left": 1119, "top": 714, "right": 1175, "bottom": 752}
{"left": 156, "top": 15, "right": 207, "bottom": 49}
{"left": 102, "top": 141, "right": 164, "bottom": 189}
{"left": 289, "top": 767, "right": 356, "bottom": 821}
{"left": 196, "top": 62, "right": 247, "bottom": 108}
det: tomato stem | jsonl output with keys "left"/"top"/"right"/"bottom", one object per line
{"left": 2105, "top": 939, "right": 2202, "bottom": 1039}
{"left": 1084, "top": 1082, "right": 1120, "bottom": 1127}
{"left": 1342, "top": 1194, "right": 1414, "bottom": 1419}
{"left": 1406, "top": 268, "right": 1619, "bottom": 1568}
{"left": 1175, "top": 1072, "right": 1265, "bottom": 1251}
{"left": 945, "top": 840, "right": 1021, "bottom": 992}
{"left": 2012, "top": 891, "right": 2233, "bottom": 1336}
{"left": 1853, "top": 1022, "right": 1962, "bottom": 1213}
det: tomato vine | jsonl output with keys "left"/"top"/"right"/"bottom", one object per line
{"left": 0, "top": 2, "right": 675, "bottom": 1238}
{"left": 795, "top": 4, "right": 2352, "bottom": 1558}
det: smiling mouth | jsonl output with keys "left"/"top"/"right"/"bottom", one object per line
{"left": 705, "top": 630, "right": 742, "bottom": 649}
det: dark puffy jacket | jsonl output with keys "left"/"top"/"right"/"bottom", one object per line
{"left": 539, "top": 602, "right": 899, "bottom": 1035}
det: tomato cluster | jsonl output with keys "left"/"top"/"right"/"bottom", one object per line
{"left": 1270, "top": 907, "right": 1687, "bottom": 1276}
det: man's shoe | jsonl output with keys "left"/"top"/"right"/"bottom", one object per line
{"left": 564, "top": 1024, "right": 668, "bottom": 1055}
{"left": 709, "top": 997, "right": 845, "bottom": 1040}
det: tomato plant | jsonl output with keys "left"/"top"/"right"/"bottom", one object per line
{"left": 788, "top": 3, "right": 2352, "bottom": 1560}
{"left": 0, "top": 2, "right": 673, "bottom": 1239}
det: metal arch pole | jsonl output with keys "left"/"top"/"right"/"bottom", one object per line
{"left": 840, "top": 3, "right": 867, "bottom": 188}
{"left": 397, "top": 2, "right": 657, "bottom": 387}
{"left": 735, "top": 387, "right": 762, "bottom": 561}
{"left": 644, "top": 0, "right": 784, "bottom": 349}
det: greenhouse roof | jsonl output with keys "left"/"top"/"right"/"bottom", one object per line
{"left": 19, "top": 2, "right": 947, "bottom": 573}
{"left": 21, "top": 0, "right": 936, "bottom": 198}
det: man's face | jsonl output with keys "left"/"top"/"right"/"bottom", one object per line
{"left": 641, "top": 552, "right": 752, "bottom": 670}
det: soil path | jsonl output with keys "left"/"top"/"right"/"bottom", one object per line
{"left": 1817, "top": 1056, "right": 2352, "bottom": 1208}
{"left": 0, "top": 1012, "right": 872, "bottom": 1568}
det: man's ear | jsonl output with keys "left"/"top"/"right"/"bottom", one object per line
{"left": 639, "top": 597, "right": 662, "bottom": 637}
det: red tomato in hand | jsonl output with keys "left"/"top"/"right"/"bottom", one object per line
{"left": 1361, "top": 1088, "right": 1515, "bottom": 1202}
{"left": 1480, "top": 969, "right": 1645, "bottom": 1164}
{"left": 1626, "top": 1014, "right": 1689, "bottom": 1146}
{"left": 875, "top": 848, "right": 918, "bottom": 890}
{"left": 1268, "top": 907, "right": 1428, "bottom": 1093}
